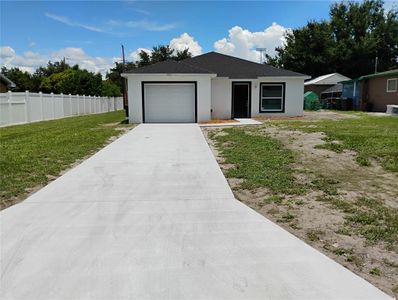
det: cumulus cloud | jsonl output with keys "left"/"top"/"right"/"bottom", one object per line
{"left": 128, "top": 47, "right": 152, "bottom": 62}
{"left": 169, "top": 33, "right": 202, "bottom": 56}
{"left": 214, "top": 23, "right": 290, "bottom": 62}
{"left": 0, "top": 46, "right": 115, "bottom": 76}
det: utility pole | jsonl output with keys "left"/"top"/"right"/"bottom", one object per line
{"left": 374, "top": 56, "right": 378, "bottom": 74}
{"left": 121, "top": 44, "right": 128, "bottom": 118}
{"left": 256, "top": 48, "right": 267, "bottom": 64}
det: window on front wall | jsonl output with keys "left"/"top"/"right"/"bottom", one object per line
{"left": 387, "top": 78, "right": 397, "bottom": 92}
{"left": 260, "top": 83, "right": 285, "bottom": 112}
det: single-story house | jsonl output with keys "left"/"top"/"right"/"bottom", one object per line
{"left": 122, "top": 52, "right": 309, "bottom": 123}
{"left": 304, "top": 73, "right": 350, "bottom": 97}
{"left": 0, "top": 74, "right": 16, "bottom": 93}
{"left": 341, "top": 69, "right": 398, "bottom": 111}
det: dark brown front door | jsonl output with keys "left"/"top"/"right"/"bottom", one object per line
{"left": 232, "top": 82, "right": 250, "bottom": 118}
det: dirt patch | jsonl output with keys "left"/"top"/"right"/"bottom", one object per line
{"left": 202, "top": 125, "right": 398, "bottom": 298}
{"left": 255, "top": 110, "right": 359, "bottom": 122}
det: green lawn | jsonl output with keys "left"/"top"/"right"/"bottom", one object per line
{"left": 210, "top": 128, "right": 306, "bottom": 194}
{"left": 272, "top": 114, "right": 398, "bottom": 172}
{"left": 0, "top": 111, "right": 130, "bottom": 209}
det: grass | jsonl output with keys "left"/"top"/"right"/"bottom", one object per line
{"left": 212, "top": 127, "right": 306, "bottom": 194}
{"left": 317, "top": 195, "right": 398, "bottom": 250}
{"left": 271, "top": 115, "right": 398, "bottom": 172}
{"left": 0, "top": 111, "right": 130, "bottom": 208}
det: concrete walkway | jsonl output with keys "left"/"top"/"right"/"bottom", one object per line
{"left": 0, "top": 124, "right": 390, "bottom": 299}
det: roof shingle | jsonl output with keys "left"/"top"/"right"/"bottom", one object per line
{"left": 125, "top": 52, "right": 307, "bottom": 78}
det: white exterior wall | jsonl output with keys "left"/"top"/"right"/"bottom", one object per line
{"left": 211, "top": 77, "right": 305, "bottom": 119}
{"left": 211, "top": 78, "right": 231, "bottom": 119}
{"left": 125, "top": 74, "right": 214, "bottom": 123}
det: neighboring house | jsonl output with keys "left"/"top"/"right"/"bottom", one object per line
{"left": 304, "top": 73, "right": 350, "bottom": 97}
{"left": 0, "top": 74, "right": 16, "bottom": 93}
{"left": 122, "top": 52, "right": 309, "bottom": 123}
{"left": 341, "top": 69, "right": 398, "bottom": 111}
{"left": 320, "top": 83, "right": 343, "bottom": 100}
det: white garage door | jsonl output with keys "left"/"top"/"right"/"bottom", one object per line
{"left": 143, "top": 83, "right": 196, "bottom": 123}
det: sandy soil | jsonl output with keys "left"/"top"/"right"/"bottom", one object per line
{"left": 202, "top": 124, "right": 398, "bottom": 297}
{"left": 255, "top": 110, "right": 359, "bottom": 122}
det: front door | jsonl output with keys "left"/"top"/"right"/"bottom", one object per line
{"left": 232, "top": 82, "right": 251, "bottom": 118}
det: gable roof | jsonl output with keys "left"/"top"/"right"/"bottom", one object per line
{"left": 0, "top": 73, "right": 16, "bottom": 88}
{"left": 125, "top": 59, "right": 214, "bottom": 74}
{"left": 304, "top": 73, "right": 351, "bottom": 86}
{"left": 125, "top": 52, "right": 307, "bottom": 78}
{"left": 183, "top": 52, "right": 307, "bottom": 78}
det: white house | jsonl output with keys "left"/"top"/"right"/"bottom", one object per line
{"left": 122, "top": 52, "right": 309, "bottom": 123}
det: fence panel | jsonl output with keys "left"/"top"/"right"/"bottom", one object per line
{"left": 0, "top": 91, "right": 124, "bottom": 127}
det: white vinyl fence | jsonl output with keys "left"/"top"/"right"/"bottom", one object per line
{"left": 0, "top": 91, "right": 124, "bottom": 126}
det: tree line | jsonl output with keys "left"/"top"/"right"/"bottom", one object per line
{"left": 266, "top": 0, "right": 398, "bottom": 78}
{"left": 1, "top": 45, "right": 192, "bottom": 97}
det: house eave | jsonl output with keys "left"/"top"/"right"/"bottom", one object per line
{"left": 122, "top": 73, "right": 217, "bottom": 78}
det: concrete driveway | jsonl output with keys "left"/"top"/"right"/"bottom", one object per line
{"left": 0, "top": 124, "right": 391, "bottom": 299}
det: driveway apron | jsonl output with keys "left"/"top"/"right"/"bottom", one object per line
{"left": 0, "top": 124, "right": 391, "bottom": 299}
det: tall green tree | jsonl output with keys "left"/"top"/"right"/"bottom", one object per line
{"left": 1, "top": 67, "right": 35, "bottom": 92}
{"left": 267, "top": 0, "right": 398, "bottom": 78}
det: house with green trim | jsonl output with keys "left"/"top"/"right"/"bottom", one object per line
{"left": 341, "top": 69, "right": 398, "bottom": 112}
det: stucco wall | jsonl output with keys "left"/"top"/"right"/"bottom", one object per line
{"left": 125, "top": 74, "right": 213, "bottom": 123}
{"left": 366, "top": 76, "right": 398, "bottom": 112}
{"left": 211, "top": 77, "right": 305, "bottom": 118}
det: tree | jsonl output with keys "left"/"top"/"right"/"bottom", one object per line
{"left": 101, "top": 80, "right": 122, "bottom": 97}
{"left": 1, "top": 67, "right": 35, "bottom": 92}
{"left": 106, "top": 61, "right": 136, "bottom": 92}
{"left": 175, "top": 49, "right": 192, "bottom": 61}
{"left": 150, "top": 45, "right": 174, "bottom": 63}
{"left": 266, "top": 0, "right": 398, "bottom": 78}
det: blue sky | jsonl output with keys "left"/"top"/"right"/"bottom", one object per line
{"left": 1, "top": 0, "right": 392, "bottom": 75}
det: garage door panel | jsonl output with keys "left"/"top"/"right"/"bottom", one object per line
{"left": 144, "top": 83, "right": 196, "bottom": 123}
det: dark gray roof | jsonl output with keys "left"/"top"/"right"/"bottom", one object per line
{"left": 125, "top": 59, "right": 213, "bottom": 74}
{"left": 126, "top": 52, "right": 307, "bottom": 78}
{"left": 184, "top": 52, "right": 307, "bottom": 78}
{"left": 321, "top": 83, "right": 343, "bottom": 94}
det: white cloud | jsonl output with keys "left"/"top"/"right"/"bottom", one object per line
{"left": 214, "top": 23, "right": 290, "bottom": 62}
{"left": 0, "top": 46, "right": 114, "bottom": 76}
{"left": 169, "top": 33, "right": 202, "bottom": 56}
{"left": 45, "top": 13, "right": 105, "bottom": 33}
{"left": 128, "top": 48, "right": 152, "bottom": 62}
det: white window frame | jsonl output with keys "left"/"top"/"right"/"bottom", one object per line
{"left": 386, "top": 78, "right": 397, "bottom": 93}
{"left": 260, "top": 83, "right": 285, "bottom": 112}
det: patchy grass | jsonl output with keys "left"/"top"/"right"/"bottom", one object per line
{"left": 211, "top": 127, "right": 306, "bottom": 194}
{"left": 205, "top": 115, "right": 398, "bottom": 297}
{"left": 0, "top": 111, "right": 131, "bottom": 209}
{"left": 270, "top": 115, "right": 398, "bottom": 172}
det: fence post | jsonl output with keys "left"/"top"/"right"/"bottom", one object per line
{"left": 69, "top": 94, "right": 72, "bottom": 115}
{"left": 7, "top": 91, "right": 12, "bottom": 125}
{"left": 39, "top": 92, "right": 44, "bottom": 120}
{"left": 50, "top": 92, "right": 55, "bottom": 119}
{"left": 77, "top": 94, "right": 80, "bottom": 115}
{"left": 60, "top": 93, "right": 65, "bottom": 117}
{"left": 24, "top": 90, "right": 31, "bottom": 123}
{"left": 83, "top": 94, "right": 86, "bottom": 114}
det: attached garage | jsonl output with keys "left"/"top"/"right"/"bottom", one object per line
{"left": 143, "top": 82, "right": 196, "bottom": 123}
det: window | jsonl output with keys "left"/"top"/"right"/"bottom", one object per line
{"left": 387, "top": 78, "right": 397, "bottom": 92}
{"left": 260, "top": 83, "right": 285, "bottom": 112}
